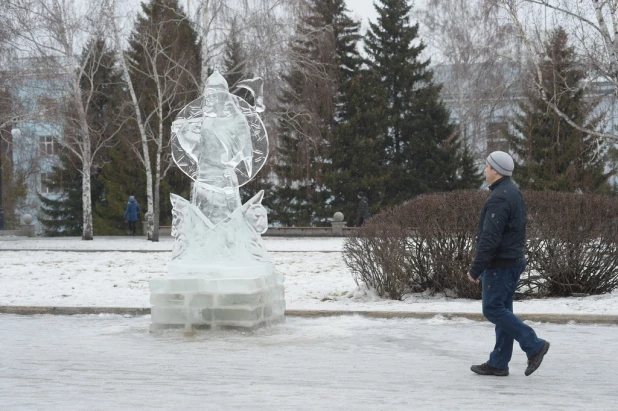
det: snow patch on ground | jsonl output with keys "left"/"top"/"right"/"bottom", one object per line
{"left": 1, "top": 237, "right": 617, "bottom": 315}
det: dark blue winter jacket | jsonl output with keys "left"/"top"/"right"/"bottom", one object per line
{"left": 469, "top": 177, "right": 527, "bottom": 279}
{"left": 123, "top": 197, "right": 140, "bottom": 222}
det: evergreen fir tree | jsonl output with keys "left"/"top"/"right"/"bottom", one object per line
{"left": 95, "top": 137, "right": 148, "bottom": 235}
{"left": 221, "top": 18, "right": 266, "bottom": 204}
{"left": 39, "top": 152, "right": 82, "bottom": 236}
{"left": 364, "top": 0, "right": 471, "bottom": 205}
{"left": 325, "top": 70, "right": 387, "bottom": 226}
{"left": 507, "top": 27, "right": 611, "bottom": 193}
{"left": 271, "top": 0, "right": 362, "bottom": 226}
{"left": 223, "top": 19, "right": 254, "bottom": 106}
{"left": 457, "top": 142, "right": 484, "bottom": 190}
{"left": 308, "top": 0, "right": 363, "bottom": 120}
{"left": 39, "top": 151, "right": 106, "bottom": 236}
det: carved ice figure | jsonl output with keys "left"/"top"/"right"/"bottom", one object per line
{"left": 168, "top": 70, "right": 270, "bottom": 257}
{"left": 150, "top": 70, "right": 284, "bottom": 331}
{"left": 170, "top": 71, "right": 269, "bottom": 225}
{"left": 176, "top": 71, "right": 252, "bottom": 184}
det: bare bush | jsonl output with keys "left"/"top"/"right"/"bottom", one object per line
{"left": 343, "top": 218, "right": 413, "bottom": 300}
{"left": 344, "top": 190, "right": 487, "bottom": 300}
{"left": 345, "top": 189, "right": 618, "bottom": 300}
{"left": 522, "top": 191, "right": 618, "bottom": 297}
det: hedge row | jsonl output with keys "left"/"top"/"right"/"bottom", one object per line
{"left": 344, "top": 190, "right": 618, "bottom": 300}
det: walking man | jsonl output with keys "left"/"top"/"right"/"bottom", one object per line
{"left": 123, "top": 195, "right": 140, "bottom": 236}
{"left": 468, "top": 151, "right": 550, "bottom": 377}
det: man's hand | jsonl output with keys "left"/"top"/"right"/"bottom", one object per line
{"left": 467, "top": 272, "right": 479, "bottom": 284}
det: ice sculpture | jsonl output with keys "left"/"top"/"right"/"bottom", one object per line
{"left": 149, "top": 71, "right": 285, "bottom": 331}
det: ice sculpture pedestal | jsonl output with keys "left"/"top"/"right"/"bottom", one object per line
{"left": 150, "top": 263, "right": 285, "bottom": 331}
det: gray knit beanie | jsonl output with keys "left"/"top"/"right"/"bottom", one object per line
{"left": 487, "top": 151, "right": 514, "bottom": 176}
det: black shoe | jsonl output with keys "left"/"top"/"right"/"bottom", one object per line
{"left": 471, "top": 363, "right": 509, "bottom": 376}
{"left": 525, "top": 341, "right": 550, "bottom": 376}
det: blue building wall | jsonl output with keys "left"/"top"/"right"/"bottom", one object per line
{"left": 10, "top": 75, "right": 67, "bottom": 234}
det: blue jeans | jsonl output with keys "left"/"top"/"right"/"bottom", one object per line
{"left": 482, "top": 265, "right": 546, "bottom": 370}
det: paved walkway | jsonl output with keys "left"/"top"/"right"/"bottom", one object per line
{"left": 2, "top": 314, "right": 617, "bottom": 410}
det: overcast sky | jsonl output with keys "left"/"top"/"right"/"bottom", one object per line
{"left": 346, "top": 0, "right": 429, "bottom": 33}
{"left": 347, "top": 0, "right": 379, "bottom": 25}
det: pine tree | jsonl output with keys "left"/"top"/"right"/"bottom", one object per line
{"left": 271, "top": 0, "right": 362, "bottom": 226}
{"left": 95, "top": 138, "right": 148, "bottom": 235}
{"left": 39, "top": 151, "right": 106, "bottom": 236}
{"left": 222, "top": 19, "right": 254, "bottom": 106}
{"left": 457, "top": 143, "right": 484, "bottom": 190}
{"left": 325, "top": 70, "right": 387, "bottom": 226}
{"left": 221, "top": 18, "right": 265, "bottom": 204}
{"left": 507, "top": 27, "right": 611, "bottom": 194}
{"left": 364, "top": 0, "right": 472, "bottom": 205}
{"left": 308, "top": 0, "right": 363, "bottom": 120}
{"left": 38, "top": 152, "right": 82, "bottom": 236}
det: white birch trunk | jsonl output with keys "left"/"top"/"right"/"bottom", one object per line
{"left": 67, "top": 30, "right": 94, "bottom": 241}
{"left": 75, "top": 97, "right": 93, "bottom": 241}
{"left": 81, "top": 162, "right": 93, "bottom": 240}
{"left": 110, "top": 8, "right": 155, "bottom": 240}
{"left": 152, "top": 75, "right": 164, "bottom": 243}
{"left": 149, "top": 44, "right": 166, "bottom": 243}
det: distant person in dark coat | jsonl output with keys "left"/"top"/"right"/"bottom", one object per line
{"left": 468, "top": 151, "right": 549, "bottom": 377}
{"left": 123, "top": 196, "right": 140, "bottom": 236}
{"left": 356, "top": 192, "right": 371, "bottom": 227}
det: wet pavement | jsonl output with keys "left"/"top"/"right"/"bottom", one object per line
{"left": 1, "top": 314, "right": 617, "bottom": 410}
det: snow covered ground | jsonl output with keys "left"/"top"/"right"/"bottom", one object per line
{"left": 1, "top": 236, "right": 617, "bottom": 315}
{"left": 1, "top": 314, "right": 617, "bottom": 410}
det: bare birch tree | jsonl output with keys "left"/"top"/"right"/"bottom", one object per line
{"left": 4, "top": 0, "right": 120, "bottom": 240}
{"left": 190, "top": 0, "right": 305, "bottom": 160}
{"left": 422, "top": 0, "right": 520, "bottom": 158}
{"left": 109, "top": 0, "right": 201, "bottom": 241}
{"left": 106, "top": 0, "right": 305, "bottom": 241}
{"left": 488, "top": 0, "right": 618, "bottom": 143}
{"left": 189, "top": 0, "right": 302, "bottom": 81}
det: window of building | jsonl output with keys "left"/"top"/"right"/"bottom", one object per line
{"left": 39, "top": 135, "right": 57, "bottom": 156}
{"left": 486, "top": 122, "right": 509, "bottom": 154}
{"left": 38, "top": 96, "right": 57, "bottom": 113}
{"left": 40, "top": 172, "right": 58, "bottom": 194}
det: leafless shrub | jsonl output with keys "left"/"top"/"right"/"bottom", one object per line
{"left": 345, "top": 189, "right": 618, "bottom": 300}
{"left": 522, "top": 191, "right": 618, "bottom": 297}
{"left": 344, "top": 190, "right": 487, "bottom": 300}
{"left": 343, "top": 218, "right": 412, "bottom": 300}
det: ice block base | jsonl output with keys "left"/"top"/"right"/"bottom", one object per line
{"left": 149, "top": 263, "right": 285, "bottom": 331}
